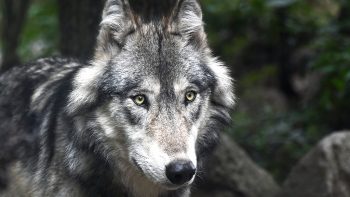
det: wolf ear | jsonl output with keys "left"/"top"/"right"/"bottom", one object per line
{"left": 173, "top": 0, "right": 206, "bottom": 47}
{"left": 96, "top": 0, "right": 134, "bottom": 54}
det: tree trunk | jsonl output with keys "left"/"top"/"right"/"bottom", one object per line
{"left": 337, "top": 1, "right": 350, "bottom": 35}
{"left": 275, "top": 8, "right": 299, "bottom": 100}
{"left": 57, "top": 0, "right": 105, "bottom": 61}
{"left": 0, "top": 0, "right": 31, "bottom": 73}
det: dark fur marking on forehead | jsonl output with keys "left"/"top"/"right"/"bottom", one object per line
{"left": 179, "top": 64, "right": 216, "bottom": 95}
{"left": 189, "top": 78, "right": 212, "bottom": 93}
{"left": 100, "top": 80, "right": 141, "bottom": 98}
{"left": 99, "top": 64, "right": 142, "bottom": 98}
{"left": 156, "top": 30, "right": 178, "bottom": 104}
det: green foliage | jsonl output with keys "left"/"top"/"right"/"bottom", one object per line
{"left": 310, "top": 22, "right": 350, "bottom": 129}
{"left": 19, "top": 0, "right": 58, "bottom": 61}
{"left": 230, "top": 99, "right": 333, "bottom": 182}
{"left": 231, "top": 110, "right": 312, "bottom": 182}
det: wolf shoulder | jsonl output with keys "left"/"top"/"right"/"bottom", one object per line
{"left": 0, "top": 57, "right": 82, "bottom": 112}
{"left": 0, "top": 57, "right": 84, "bottom": 197}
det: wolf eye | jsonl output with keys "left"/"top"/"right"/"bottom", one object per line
{"left": 185, "top": 91, "right": 197, "bottom": 102}
{"left": 133, "top": 95, "right": 146, "bottom": 106}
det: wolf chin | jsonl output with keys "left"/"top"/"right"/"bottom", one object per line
{"left": 0, "top": 0, "right": 234, "bottom": 196}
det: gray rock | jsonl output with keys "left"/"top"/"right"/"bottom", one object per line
{"left": 278, "top": 131, "right": 350, "bottom": 197}
{"left": 192, "top": 133, "right": 280, "bottom": 197}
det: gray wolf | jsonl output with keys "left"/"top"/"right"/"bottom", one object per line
{"left": 0, "top": 0, "right": 234, "bottom": 196}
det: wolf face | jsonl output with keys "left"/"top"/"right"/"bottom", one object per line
{"left": 66, "top": 0, "right": 234, "bottom": 194}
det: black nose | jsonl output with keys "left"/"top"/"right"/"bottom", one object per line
{"left": 166, "top": 160, "right": 196, "bottom": 185}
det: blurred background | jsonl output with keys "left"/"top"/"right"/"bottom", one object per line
{"left": 0, "top": 0, "right": 349, "bottom": 188}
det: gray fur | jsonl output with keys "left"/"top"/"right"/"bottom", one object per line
{"left": 0, "top": 0, "right": 234, "bottom": 196}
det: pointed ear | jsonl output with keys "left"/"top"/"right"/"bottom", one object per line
{"left": 173, "top": 0, "right": 206, "bottom": 47}
{"left": 96, "top": 0, "right": 134, "bottom": 54}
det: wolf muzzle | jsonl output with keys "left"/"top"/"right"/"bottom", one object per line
{"left": 165, "top": 160, "right": 196, "bottom": 185}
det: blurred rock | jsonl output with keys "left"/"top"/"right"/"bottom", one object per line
{"left": 192, "top": 133, "right": 280, "bottom": 197}
{"left": 278, "top": 131, "right": 350, "bottom": 197}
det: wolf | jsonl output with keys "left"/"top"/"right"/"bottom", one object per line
{"left": 0, "top": 0, "right": 234, "bottom": 196}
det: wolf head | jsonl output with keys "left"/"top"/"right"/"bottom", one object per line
{"left": 67, "top": 0, "right": 234, "bottom": 192}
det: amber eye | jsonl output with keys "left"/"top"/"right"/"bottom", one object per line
{"left": 133, "top": 95, "right": 146, "bottom": 106}
{"left": 185, "top": 91, "right": 197, "bottom": 102}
